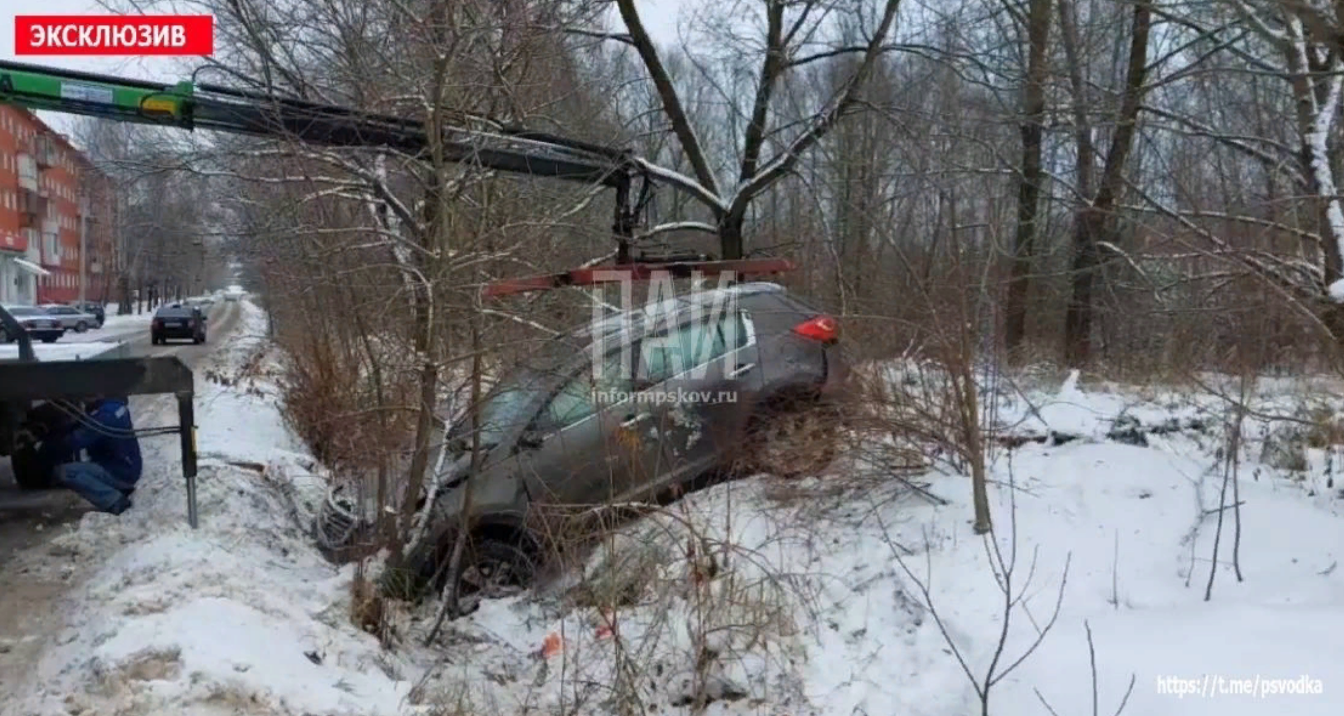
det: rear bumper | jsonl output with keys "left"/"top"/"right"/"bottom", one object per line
{"left": 27, "top": 329, "right": 63, "bottom": 341}
{"left": 154, "top": 327, "right": 201, "bottom": 338}
{"left": 820, "top": 344, "right": 849, "bottom": 399}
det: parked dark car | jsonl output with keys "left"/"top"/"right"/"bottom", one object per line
{"left": 68, "top": 300, "right": 106, "bottom": 327}
{"left": 0, "top": 305, "right": 65, "bottom": 343}
{"left": 319, "top": 282, "right": 848, "bottom": 608}
{"left": 151, "top": 304, "right": 207, "bottom": 344}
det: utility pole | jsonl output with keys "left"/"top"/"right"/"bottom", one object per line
{"left": 78, "top": 192, "right": 87, "bottom": 304}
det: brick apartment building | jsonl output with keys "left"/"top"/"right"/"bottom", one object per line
{"left": 0, "top": 105, "right": 114, "bottom": 306}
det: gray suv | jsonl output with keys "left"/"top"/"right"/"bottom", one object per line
{"left": 324, "top": 283, "right": 847, "bottom": 606}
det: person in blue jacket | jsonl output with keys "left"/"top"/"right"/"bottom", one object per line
{"left": 35, "top": 397, "right": 143, "bottom": 514}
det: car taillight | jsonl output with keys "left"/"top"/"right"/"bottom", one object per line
{"left": 152, "top": 319, "right": 162, "bottom": 328}
{"left": 793, "top": 315, "right": 839, "bottom": 344}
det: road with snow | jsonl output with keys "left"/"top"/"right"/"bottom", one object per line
{"left": 0, "top": 299, "right": 241, "bottom": 698}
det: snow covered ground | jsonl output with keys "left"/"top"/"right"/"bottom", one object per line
{"left": 57, "top": 303, "right": 163, "bottom": 343}
{"left": 7, "top": 309, "right": 1344, "bottom": 715}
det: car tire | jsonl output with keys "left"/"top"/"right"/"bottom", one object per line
{"left": 75, "top": 321, "right": 88, "bottom": 333}
{"left": 420, "top": 534, "right": 537, "bottom": 609}
{"left": 739, "top": 399, "right": 842, "bottom": 479}
{"left": 10, "top": 445, "right": 56, "bottom": 490}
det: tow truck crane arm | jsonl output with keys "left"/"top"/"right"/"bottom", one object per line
{"left": 0, "top": 60, "right": 794, "bottom": 290}
{"left": 0, "top": 59, "right": 631, "bottom": 185}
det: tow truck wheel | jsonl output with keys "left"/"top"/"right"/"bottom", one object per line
{"left": 10, "top": 445, "right": 55, "bottom": 490}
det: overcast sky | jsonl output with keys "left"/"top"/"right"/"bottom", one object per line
{"left": 1, "top": 0, "right": 690, "bottom": 140}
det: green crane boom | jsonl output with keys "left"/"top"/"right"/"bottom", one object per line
{"left": 0, "top": 59, "right": 634, "bottom": 186}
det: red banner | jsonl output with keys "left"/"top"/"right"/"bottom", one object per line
{"left": 14, "top": 15, "right": 214, "bottom": 56}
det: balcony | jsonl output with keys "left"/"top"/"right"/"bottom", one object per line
{"left": 18, "top": 189, "right": 48, "bottom": 229}
{"left": 31, "top": 134, "right": 54, "bottom": 167}
{"left": 17, "top": 160, "right": 38, "bottom": 192}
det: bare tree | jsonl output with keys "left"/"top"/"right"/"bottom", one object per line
{"left": 1004, "top": 0, "right": 1054, "bottom": 360}
{"left": 603, "top": 0, "right": 904, "bottom": 258}
{"left": 1062, "top": 0, "right": 1153, "bottom": 365}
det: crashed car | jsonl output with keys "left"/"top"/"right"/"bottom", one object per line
{"left": 319, "top": 282, "right": 847, "bottom": 605}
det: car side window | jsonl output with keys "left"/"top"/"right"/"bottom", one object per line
{"left": 723, "top": 311, "right": 751, "bottom": 351}
{"left": 541, "top": 350, "right": 631, "bottom": 430}
{"left": 637, "top": 315, "right": 734, "bottom": 385}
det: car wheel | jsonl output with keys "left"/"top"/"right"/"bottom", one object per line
{"left": 0, "top": 327, "right": 9, "bottom": 343}
{"left": 10, "top": 445, "right": 56, "bottom": 490}
{"left": 75, "top": 321, "right": 88, "bottom": 333}
{"left": 739, "top": 399, "right": 842, "bottom": 479}
{"left": 421, "top": 535, "right": 537, "bottom": 610}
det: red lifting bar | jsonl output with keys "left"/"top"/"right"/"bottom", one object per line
{"left": 482, "top": 258, "right": 797, "bottom": 298}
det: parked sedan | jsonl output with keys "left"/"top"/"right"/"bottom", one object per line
{"left": 0, "top": 305, "right": 65, "bottom": 343}
{"left": 151, "top": 304, "right": 207, "bottom": 344}
{"left": 67, "top": 300, "right": 106, "bottom": 327}
{"left": 39, "top": 304, "right": 98, "bottom": 333}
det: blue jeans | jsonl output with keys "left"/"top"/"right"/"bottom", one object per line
{"left": 55, "top": 462, "right": 135, "bottom": 515}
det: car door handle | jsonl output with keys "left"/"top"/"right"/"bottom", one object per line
{"left": 621, "top": 414, "right": 650, "bottom": 428}
{"left": 728, "top": 362, "right": 756, "bottom": 379}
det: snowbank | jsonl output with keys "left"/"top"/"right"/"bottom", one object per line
{"left": 399, "top": 372, "right": 1344, "bottom": 716}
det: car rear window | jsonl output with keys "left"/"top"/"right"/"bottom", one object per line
{"left": 156, "top": 308, "right": 194, "bottom": 318}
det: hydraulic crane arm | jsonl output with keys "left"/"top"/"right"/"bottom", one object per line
{"left": 0, "top": 59, "right": 632, "bottom": 186}
{"left": 0, "top": 59, "right": 795, "bottom": 301}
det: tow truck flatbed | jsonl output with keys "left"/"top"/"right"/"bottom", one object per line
{"left": 0, "top": 341, "right": 130, "bottom": 363}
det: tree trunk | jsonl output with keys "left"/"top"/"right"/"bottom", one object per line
{"left": 1063, "top": 0, "right": 1151, "bottom": 366}
{"left": 1004, "top": 0, "right": 1053, "bottom": 361}
{"left": 391, "top": 185, "right": 442, "bottom": 566}
{"left": 1064, "top": 207, "right": 1105, "bottom": 365}
{"left": 719, "top": 212, "right": 746, "bottom": 260}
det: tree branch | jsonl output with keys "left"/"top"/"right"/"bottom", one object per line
{"left": 730, "top": 0, "right": 904, "bottom": 212}
{"left": 615, "top": 0, "right": 723, "bottom": 205}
